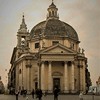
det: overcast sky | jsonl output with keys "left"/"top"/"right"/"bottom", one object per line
{"left": 0, "top": 0, "right": 100, "bottom": 86}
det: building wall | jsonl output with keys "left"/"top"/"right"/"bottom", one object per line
{"left": 14, "top": 54, "right": 87, "bottom": 94}
{"left": 29, "top": 38, "right": 78, "bottom": 53}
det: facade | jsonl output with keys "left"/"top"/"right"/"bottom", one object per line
{"left": 8, "top": 1, "right": 91, "bottom": 94}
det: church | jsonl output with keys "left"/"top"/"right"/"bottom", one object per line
{"left": 8, "top": 1, "right": 91, "bottom": 94}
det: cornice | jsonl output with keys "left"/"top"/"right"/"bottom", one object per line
{"left": 14, "top": 53, "right": 36, "bottom": 64}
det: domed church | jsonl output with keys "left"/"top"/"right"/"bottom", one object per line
{"left": 8, "top": 1, "right": 91, "bottom": 94}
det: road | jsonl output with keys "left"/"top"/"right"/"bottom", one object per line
{"left": 0, "top": 94, "right": 100, "bottom": 100}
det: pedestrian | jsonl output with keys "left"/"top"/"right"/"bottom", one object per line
{"left": 53, "top": 88, "right": 60, "bottom": 100}
{"left": 79, "top": 92, "right": 83, "bottom": 100}
{"left": 15, "top": 90, "right": 19, "bottom": 100}
{"left": 31, "top": 89, "right": 35, "bottom": 99}
{"left": 36, "top": 88, "right": 43, "bottom": 100}
{"left": 35, "top": 88, "right": 39, "bottom": 98}
{"left": 23, "top": 90, "right": 27, "bottom": 97}
{"left": 38, "top": 89, "right": 43, "bottom": 100}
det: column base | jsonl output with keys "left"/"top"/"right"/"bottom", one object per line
{"left": 27, "top": 90, "right": 31, "bottom": 94}
{"left": 71, "top": 90, "right": 76, "bottom": 93}
{"left": 48, "top": 90, "right": 53, "bottom": 93}
{"left": 64, "top": 90, "right": 69, "bottom": 93}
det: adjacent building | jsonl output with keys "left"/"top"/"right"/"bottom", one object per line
{"left": 8, "top": 1, "right": 91, "bottom": 94}
{"left": 96, "top": 76, "right": 100, "bottom": 94}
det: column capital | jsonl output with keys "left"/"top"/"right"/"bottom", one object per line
{"left": 26, "top": 64, "right": 32, "bottom": 68}
{"left": 41, "top": 61, "right": 45, "bottom": 64}
{"left": 78, "top": 65, "right": 83, "bottom": 68}
{"left": 80, "top": 65, "right": 83, "bottom": 68}
{"left": 64, "top": 61, "right": 68, "bottom": 64}
{"left": 48, "top": 61, "right": 52, "bottom": 63}
{"left": 71, "top": 61, "right": 75, "bottom": 65}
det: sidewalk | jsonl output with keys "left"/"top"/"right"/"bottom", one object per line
{"left": 0, "top": 94, "right": 100, "bottom": 100}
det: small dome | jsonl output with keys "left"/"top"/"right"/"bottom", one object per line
{"left": 49, "top": 2, "right": 56, "bottom": 8}
{"left": 30, "top": 19, "right": 79, "bottom": 41}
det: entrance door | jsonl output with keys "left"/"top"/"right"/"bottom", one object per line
{"left": 35, "top": 82, "right": 38, "bottom": 90}
{"left": 53, "top": 78, "right": 60, "bottom": 89}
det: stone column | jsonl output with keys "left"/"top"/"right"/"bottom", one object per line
{"left": 64, "top": 61, "right": 69, "bottom": 93}
{"left": 38, "top": 65, "right": 40, "bottom": 88}
{"left": 71, "top": 62, "right": 75, "bottom": 93}
{"left": 48, "top": 61, "right": 52, "bottom": 93}
{"left": 80, "top": 65, "right": 83, "bottom": 91}
{"left": 82, "top": 61, "right": 86, "bottom": 92}
{"left": 26, "top": 64, "right": 32, "bottom": 94}
{"left": 16, "top": 65, "right": 19, "bottom": 91}
{"left": 41, "top": 61, "right": 45, "bottom": 91}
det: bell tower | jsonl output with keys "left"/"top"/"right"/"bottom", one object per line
{"left": 17, "top": 15, "right": 29, "bottom": 56}
{"left": 47, "top": 0, "right": 59, "bottom": 19}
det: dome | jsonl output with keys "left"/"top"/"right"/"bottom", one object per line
{"left": 30, "top": 18, "right": 79, "bottom": 41}
{"left": 30, "top": 1, "right": 79, "bottom": 41}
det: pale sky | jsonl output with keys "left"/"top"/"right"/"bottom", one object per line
{"left": 0, "top": 0, "right": 100, "bottom": 86}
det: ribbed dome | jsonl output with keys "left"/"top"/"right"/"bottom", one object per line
{"left": 30, "top": 19, "right": 79, "bottom": 41}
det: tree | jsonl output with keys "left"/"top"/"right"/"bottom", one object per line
{"left": 85, "top": 68, "right": 92, "bottom": 93}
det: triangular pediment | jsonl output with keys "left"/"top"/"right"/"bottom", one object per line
{"left": 40, "top": 43, "right": 76, "bottom": 54}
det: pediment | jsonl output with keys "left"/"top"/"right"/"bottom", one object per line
{"left": 40, "top": 44, "right": 76, "bottom": 54}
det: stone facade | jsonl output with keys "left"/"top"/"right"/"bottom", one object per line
{"left": 8, "top": 1, "right": 90, "bottom": 94}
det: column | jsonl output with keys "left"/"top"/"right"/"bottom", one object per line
{"left": 80, "top": 65, "right": 83, "bottom": 91}
{"left": 16, "top": 65, "right": 19, "bottom": 91}
{"left": 48, "top": 61, "right": 52, "bottom": 93}
{"left": 71, "top": 62, "right": 75, "bottom": 93}
{"left": 82, "top": 61, "right": 86, "bottom": 92}
{"left": 26, "top": 64, "right": 32, "bottom": 94}
{"left": 38, "top": 65, "right": 40, "bottom": 88}
{"left": 41, "top": 61, "right": 45, "bottom": 90}
{"left": 64, "top": 61, "right": 69, "bottom": 93}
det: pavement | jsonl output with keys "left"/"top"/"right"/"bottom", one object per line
{"left": 0, "top": 94, "right": 100, "bottom": 100}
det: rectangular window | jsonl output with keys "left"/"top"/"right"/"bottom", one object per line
{"left": 52, "top": 41, "right": 59, "bottom": 45}
{"left": 35, "top": 42, "right": 39, "bottom": 49}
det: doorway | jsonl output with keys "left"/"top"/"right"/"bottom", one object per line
{"left": 53, "top": 78, "right": 60, "bottom": 89}
{"left": 35, "top": 82, "right": 38, "bottom": 90}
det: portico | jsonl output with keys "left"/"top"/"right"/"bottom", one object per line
{"left": 39, "top": 44, "right": 77, "bottom": 93}
{"left": 40, "top": 60, "right": 76, "bottom": 93}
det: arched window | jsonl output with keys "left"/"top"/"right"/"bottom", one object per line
{"left": 19, "top": 69, "right": 21, "bottom": 74}
{"left": 21, "top": 37, "right": 26, "bottom": 46}
{"left": 52, "top": 11, "right": 54, "bottom": 16}
{"left": 49, "top": 11, "right": 51, "bottom": 17}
